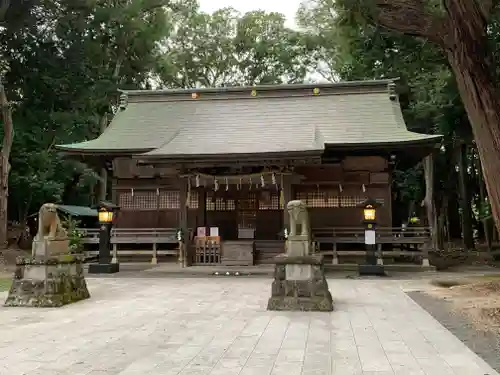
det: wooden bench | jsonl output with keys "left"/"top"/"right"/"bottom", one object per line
{"left": 80, "top": 228, "right": 182, "bottom": 264}
{"left": 312, "top": 227, "right": 431, "bottom": 265}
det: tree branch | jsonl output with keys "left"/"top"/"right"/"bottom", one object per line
{"left": 477, "top": 0, "right": 498, "bottom": 21}
{"left": 370, "top": 0, "right": 448, "bottom": 46}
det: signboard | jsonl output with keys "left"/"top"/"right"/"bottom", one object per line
{"left": 197, "top": 227, "right": 206, "bottom": 237}
{"left": 209, "top": 227, "right": 219, "bottom": 237}
{"left": 365, "top": 230, "right": 376, "bottom": 245}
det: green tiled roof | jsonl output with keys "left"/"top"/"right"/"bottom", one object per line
{"left": 56, "top": 80, "right": 441, "bottom": 156}
{"left": 57, "top": 205, "right": 98, "bottom": 217}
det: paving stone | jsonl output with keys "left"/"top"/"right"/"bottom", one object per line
{"left": 0, "top": 277, "right": 498, "bottom": 375}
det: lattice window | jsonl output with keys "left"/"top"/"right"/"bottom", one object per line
{"left": 118, "top": 191, "right": 133, "bottom": 209}
{"left": 295, "top": 190, "right": 338, "bottom": 208}
{"left": 159, "top": 191, "right": 180, "bottom": 209}
{"left": 189, "top": 191, "right": 199, "bottom": 209}
{"left": 206, "top": 194, "right": 235, "bottom": 211}
{"left": 259, "top": 191, "right": 280, "bottom": 210}
{"left": 238, "top": 193, "right": 257, "bottom": 210}
{"left": 308, "top": 190, "right": 325, "bottom": 208}
{"left": 339, "top": 196, "right": 366, "bottom": 208}
{"left": 206, "top": 198, "right": 215, "bottom": 211}
{"left": 324, "top": 190, "right": 339, "bottom": 207}
{"left": 134, "top": 191, "right": 157, "bottom": 210}
{"left": 118, "top": 190, "right": 158, "bottom": 210}
{"left": 226, "top": 199, "right": 236, "bottom": 210}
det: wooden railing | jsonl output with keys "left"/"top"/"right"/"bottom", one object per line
{"left": 312, "top": 226, "right": 432, "bottom": 266}
{"left": 79, "top": 227, "right": 184, "bottom": 264}
{"left": 78, "top": 228, "right": 100, "bottom": 244}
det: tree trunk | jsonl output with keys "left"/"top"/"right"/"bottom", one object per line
{"left": 441, "top": 1, "right": 500, "bottom": 236}
{"left": 367, "top": 0, "right": 500, "bottom": 234}
{"left": 0, "top": 78, "right": 13, "bottom": 249}
{"left": 422, "top": 154, "right": 438, "bottom": 250}
{"left": 457, "top": 142, "right": 475, "bottom": 249}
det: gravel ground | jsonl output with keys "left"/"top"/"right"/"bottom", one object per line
{"left": 407, "top": 290, "right": 500, "bottom": 372}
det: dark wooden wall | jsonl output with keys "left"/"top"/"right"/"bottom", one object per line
{"left": 110, "top": 155, "right": 392, "bottom": 234}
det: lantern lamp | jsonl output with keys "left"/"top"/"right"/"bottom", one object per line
{"left": 357, "top": 198, "right": 385, "bottom": 276}
{"left": 363, "top": 205, "right": 376, "bottom": 222}
{"left": 357, "top": 198, "right": 380, "bottom": 227}
{"left": 89, "top": 201, "right": 120, "bottom": 274}
{"left": 98, "top": 207, "right": 113, "bottom": 224}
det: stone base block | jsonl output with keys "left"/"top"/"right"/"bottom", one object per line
{"left": 88, "top": 262, "right": 120, "bottom": 274}
{"left": 32, "top": 239, "right": 70, "bottom": 257}
{"left": 358, "top": 264, "right": 386, "bottom": 276}
{"left": 4, "top": 254, "right": 90, "bottom": 308}
{"left": 267, "top": 295, "right": 333, "bottom": 312}
{"left": 267, "top": 254, "right": 333, "bottom": 312}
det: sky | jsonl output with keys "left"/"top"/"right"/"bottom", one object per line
{"left": 198, "top": 0, "right": 302, "bottom": 28}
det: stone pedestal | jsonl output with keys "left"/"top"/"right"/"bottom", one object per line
{"left": 32, "top": 238, "right": 70, "bottom": 257}
{"left": 267, "top": 254, "right": 333, "bottom": 312}
{"left": 4, "top": 254, "right": 90, "bottom": 307}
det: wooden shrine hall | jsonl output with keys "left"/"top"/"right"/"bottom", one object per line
{"left": 57, "top": 79, "right": 442, "bottom": 267}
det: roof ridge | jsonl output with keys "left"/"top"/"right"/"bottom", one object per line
{"left": 119, "top": 79, "right": 400, "bottom": 97}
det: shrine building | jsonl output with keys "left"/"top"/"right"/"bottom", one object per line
{"left": 57, "top": 79, "right": 442, "bottom": 266}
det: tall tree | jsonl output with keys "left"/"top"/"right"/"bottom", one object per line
{"left": 0, "top": 0, "right": 39, "bottom": 247}
{"left": 157, "top": 6, "right": 315, "bottom": 88}
{"left": 331, "top": 0, "right": 500, "bottom": 233}
{"left": 0, "top": 0, "right": 174, "bottom": 228}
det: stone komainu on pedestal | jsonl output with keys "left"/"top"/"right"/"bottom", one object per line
{"left": 4, "top": 203, "right": 90, "bottom": 307}
{"left": 267, "top": 200, "right": 333, "bottom": 312}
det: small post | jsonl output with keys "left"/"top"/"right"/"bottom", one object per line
{"left": 332, "top": 242, "right": 339, "bottom": 265}
{"left": 111, "top": 243, "right": 118, "bottom": 264}
{"left": 421, "top": 242, "right": 430, "bottom": 267}
{"left": 151, "top": 243, "right": 158, "bottom": 265}
{"left": 376, "top": 243, "right": 383, "bottom": 265}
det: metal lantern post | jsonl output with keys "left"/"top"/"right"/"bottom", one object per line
{"left": 358, "top": 198, "right": 385, "bottom": 276}
{"left": 88, "top": 202, "right": 120, "bottom": 274}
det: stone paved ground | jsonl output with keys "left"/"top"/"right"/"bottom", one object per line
{"left": 0, "top": 277, "right": 498, "bottom": 375}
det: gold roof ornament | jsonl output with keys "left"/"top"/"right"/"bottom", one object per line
{"left": 313, "top": 87, "right": 320, "bottom": 95}
{"left": 251, "top": 89, "right": 257, "bottom": 97}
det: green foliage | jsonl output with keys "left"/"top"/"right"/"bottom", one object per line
{"left": 156, "top": 6, "right": 315, "bottom": 87}
{"left": 478, "top": 199, "right": 492, "bottom": 221}
{"left": 0, "top": 0, "right": 174, "bottom": 220}
{"left": 61, "top": 216, "right": 85, "bottom": 253}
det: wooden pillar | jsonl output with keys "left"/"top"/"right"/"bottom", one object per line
{"left": 99, "top": 168, "right": 108, "bottom": 201}
{"left": 111, "top": 177, "right": 118, "bottom": 205}
{"left": 282, "top": 174, "right": 292, "bottom": 230}
{"left": 200, "top": 187, "right": 207, "bottom": 228}
{"left": 152, "top": 181, "right": 160, "bottom": 265}
{"left": 179, "top": 176, "right": 189, "bottom": 267}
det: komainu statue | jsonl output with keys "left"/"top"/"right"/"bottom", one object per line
{"left": 32, "top": 203, "right": 68, "bottom": 257}
{"left": 32, "top": 203, "right": 69, "bottom": 256}
{"left": 287, "top": 200, "right": 310, "bottom": 237}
